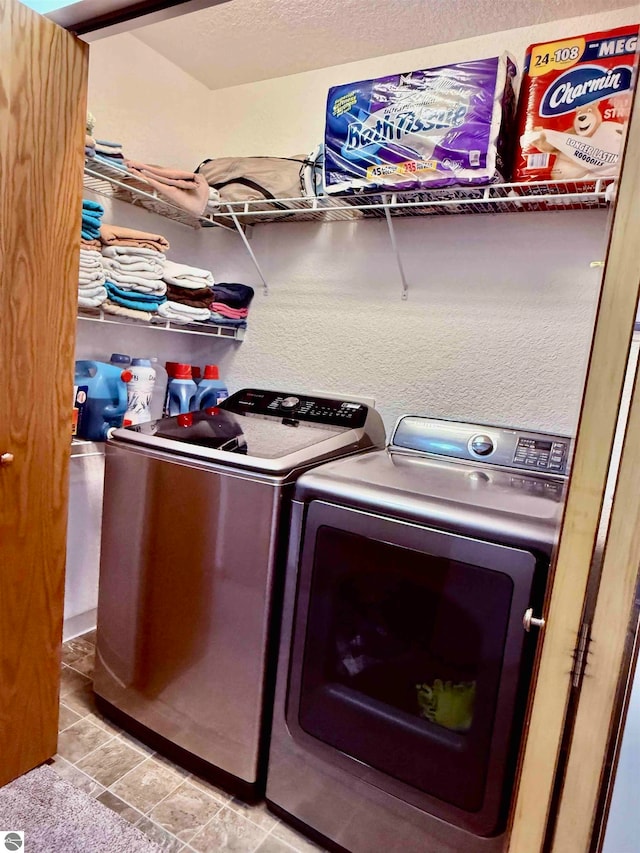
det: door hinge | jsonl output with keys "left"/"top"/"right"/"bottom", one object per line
{"left": 572, "top": 620, "right": 592, "bottom": 689}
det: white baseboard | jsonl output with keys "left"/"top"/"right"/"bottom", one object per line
{"left": 63, "top": 608, "right": 97, "bottom": 642}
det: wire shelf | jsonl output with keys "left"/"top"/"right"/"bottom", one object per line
{"left": 77, "top": 308, "right": 246, "bottom": 341}
{"left": 208, "top": 178, "right": 614, "bottom": 226}
{"left": 84, "top": 163, "right": 613, "bottom": 232}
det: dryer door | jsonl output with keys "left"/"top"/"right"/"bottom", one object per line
{"left": 286, "top": 501, "right": 540, "bottom": 837}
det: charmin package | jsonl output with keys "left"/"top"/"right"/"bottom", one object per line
{"left": 323, "top": 55, "right": 516, "bottom": 194}
{"left": 514, "top": 24, "right": 638, "bottom": 182}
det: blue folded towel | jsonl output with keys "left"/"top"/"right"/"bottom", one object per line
{"left": 95, "top": 139, "right": 122, "bottom": 148}
{"left": 93, "top": 154, "right": 128, "bottom": 172}
{"left": 105, "top": 281, "right": 166, "bottom": 313}
{"left": 82, "top": 199, "right": 104, "bottom": 214}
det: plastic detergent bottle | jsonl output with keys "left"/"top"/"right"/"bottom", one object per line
{"left": 195, "top": 364, "right": 229, "bottom": 410}
{"left": 167, "top": 363, "right": 198, "bottom": 415}
{"left": 149, "top": 358, "right": 168, "bottom": 421}
{"left": 73, "top": 360, "right": 132, "bottom": 441}
{"left": 124, "top": 358, "right": 156, "bottom": 425}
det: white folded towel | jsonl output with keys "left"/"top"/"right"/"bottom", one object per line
{"left": 103, "top": 258, "right": 165, "bottom": 279}
{"left": 78, "top": 282, "right": 108, "bottom": 297}
{"left": 162, "top": 259, "right": 214, "bottom": 289}
{"left": 79, "top": 269, "right": 106, "bottom": 284}
{"left": 157, "top": 301, "right": 211, "bottom": 324}
{"left": 79, "top": 247, "right": 102, "bottom": 260}
{"left": 102, "top": 246, "right": 166, "bottom": 261}
{"left": 78, "top": 287, "right": 107, "bottom": 308}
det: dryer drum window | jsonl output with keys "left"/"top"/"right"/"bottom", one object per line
{"left": 286, "top": 510, "right": 539, "bottom": 833}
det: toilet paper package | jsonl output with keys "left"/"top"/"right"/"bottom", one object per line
{"left": 514, "top": 24, "right": 638, "bottom": 182}
{"left": 323, "top": 54, "right": 517, "bottom": 194}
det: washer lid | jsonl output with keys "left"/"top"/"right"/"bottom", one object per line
{"left": 109, "top": 388, "right": 385, "bottom": 475}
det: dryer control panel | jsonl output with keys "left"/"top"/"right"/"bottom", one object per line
{"left": 391, "top": 416, "right": 572, "bottom": 476}
{"left": 221, "top": 388, "right": 368, "bottom": 428}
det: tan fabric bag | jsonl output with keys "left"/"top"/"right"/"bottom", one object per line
{"left": 196, "top": 156, "right": 308, "bottom": 203}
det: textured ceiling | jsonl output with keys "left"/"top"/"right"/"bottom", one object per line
{"left": 132, "top": 0, "right": 634, "bottom": 90}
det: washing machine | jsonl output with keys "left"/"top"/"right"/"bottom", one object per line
{"left": 266, "top": 415, "right": 572, "bottom": 852}
{"left": 92, "top": 388, "right": 385, "bottom": 801}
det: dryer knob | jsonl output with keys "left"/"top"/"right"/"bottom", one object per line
{"left": 280, "top": 396, "right": 300, "bottom": 409}
{"left": 471, "top": 435, "right": 494, "bottom": 456}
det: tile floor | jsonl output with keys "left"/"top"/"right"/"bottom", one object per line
{"left": 51, "top": 632, "right": 324, "bottom": 853}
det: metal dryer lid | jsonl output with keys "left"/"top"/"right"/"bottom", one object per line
{"left": 108, "top": 388, "right": 386, "bottom": 476}
{"left": 294, "top": 416, "right": 573, "bottom": 553}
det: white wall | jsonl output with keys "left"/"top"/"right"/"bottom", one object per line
{"left": 84, "top": 7, "right": 633, "bottom": 435}
{"left": 87, "top": 33, "right": 217, "bottom": 169}
{"left": 201, "top": 7, "right": 638, "bottom": 157}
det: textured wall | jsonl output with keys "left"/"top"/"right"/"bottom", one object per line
{"left": 201, "top": 6, "right": 638, "bottom": 157}
{"left": 199, "top": 210, "right": 607, "bottom": 436}
{"left": 87, "top": 33, "right": 216, "bottom": 169}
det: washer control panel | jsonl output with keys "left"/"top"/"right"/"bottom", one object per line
{"left": 392, "top": 416, "right": 572, "bottom": 477}
{"left": 220, "top": 388, "right": 368, "bottom": 428}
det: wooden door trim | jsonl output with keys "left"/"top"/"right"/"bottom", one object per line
{"left": 507, "top": 81, "right": 640, "bottom": 853}
{"left": 551, "top": 350, "right": 640, "bottom": 850}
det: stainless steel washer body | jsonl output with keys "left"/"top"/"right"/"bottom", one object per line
{"left": 267, "top": 416, "right": 571, "bottom": 851}
{"left": 93, "top": 389, "right": 385, "bottom": 799}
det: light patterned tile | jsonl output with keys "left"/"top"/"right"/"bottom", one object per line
{"left": 48, "top": 754, "right": 106, "bottom": 798}
{"left": 62, "top": 636, "right": 95, "bottom": 666}
{"left": 149, "top": 780, "right": 222, "bottom": 842}
{"left": 135, "top": 816, "right": 185, "bottom": 853}
{"left": 110, "top": 756, "right": 184, "bottom": 814}
{"left": 228, "top": 799, "right": 278, "bottom": 831}
{"left": 186, "top": 774, "right": 232, "bottom": 805}
{"left": 272, "top": 822, "right": 325, "bottom": 853}
{"left": 57, "top": 717, "right": 114, "bottom": 763}
{"left": 58, "top": 704, "right": 82, "bottom": 732}
{"left": 69, "top": 650, "right": 95, "bottom": 678}
{"left": 61, "top": 683, "right": 95, "bottom": 717}
{"left": 97, "top": 790, "right": 145, "bottom": 825}
{"left": 77, "top": 736, "right": 147, "bottom": 787}
{"left": 256, "top": 836, "right": 298, "bottom": 853}
{"left": 59, "top": 665, "right": 91, "bottom": 697}
{"left": 189, "top": 805, "right": 268, "bottom": 853}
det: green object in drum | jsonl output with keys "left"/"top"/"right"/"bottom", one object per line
{"left": 416, "top": 679, "right": 476, "bottom": 732}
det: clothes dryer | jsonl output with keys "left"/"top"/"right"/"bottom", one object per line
{"left": 93, "top": 388, "right": 385, "bottom": 800}
{"left": 267, "top": 415, "right": 571, "bottom": 851}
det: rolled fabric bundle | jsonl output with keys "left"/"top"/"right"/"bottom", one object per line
{"left": 126, "top": 163, "right": 210, "bottom": 217}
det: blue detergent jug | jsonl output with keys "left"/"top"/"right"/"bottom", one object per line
{"left": 195, "top": 364, "right": 229, "bottom": 409}
{"left": 74, "top": 360, "right": 132, "bottom": 441}
{"left": 167, "top": 363, "right": 197, "bottom": 415}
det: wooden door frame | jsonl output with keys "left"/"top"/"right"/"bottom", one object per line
{"left": 507, "top": 77, "right": 640, "bottom": 852}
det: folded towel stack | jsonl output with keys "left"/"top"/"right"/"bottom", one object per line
{"left": 85, "top": 134, "right": 96, "bottom": 159}
{"left": 94, "top": 139, "right": 128, "bottom": 173}
{"left": 78, "top": 245, "right": 107, "bottom": 308}
{"left": 126, "top": 161, "right": 211, "bottom": 217}
{"left": 159, "top": 259, "right": 215, "bottom": 324}
{"left": 81, "top": 198, "right": 104, "bottom": 242}
{"left": 208, "top": 283, "right": 255, "bottom": 329}
{"left": 100, "top": 225, "right": 171, "bottom": 318}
